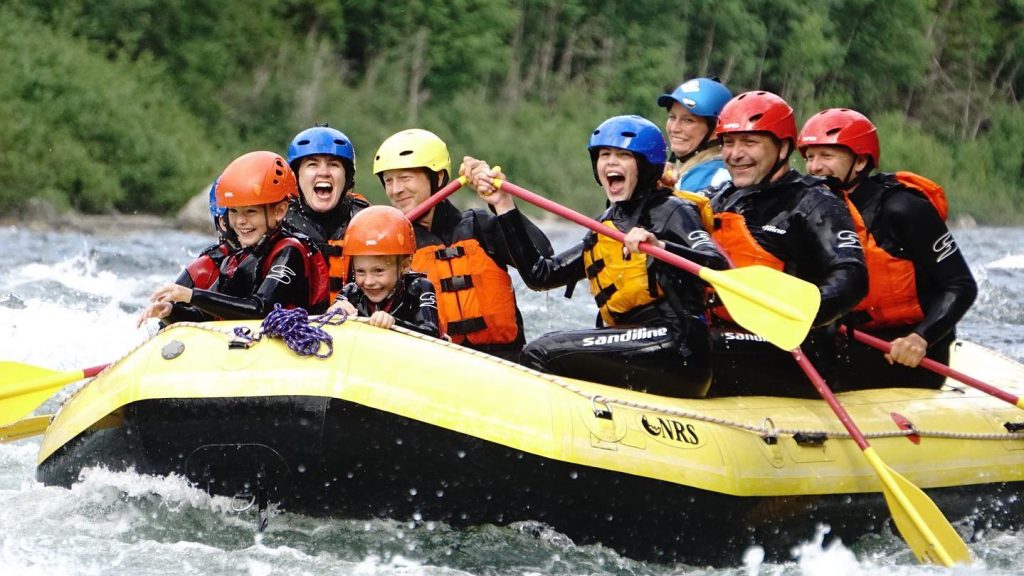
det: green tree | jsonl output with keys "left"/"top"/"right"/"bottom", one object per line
{"left": 0, "top": 8, "right": 220, "bottom": 213}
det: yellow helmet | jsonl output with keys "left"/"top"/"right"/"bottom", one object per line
{"left": 373, "top": 129, "right": 451, "bottom": 177}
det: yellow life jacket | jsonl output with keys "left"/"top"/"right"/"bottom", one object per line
{"left": 583, "top": 221, "right": 663, "bottom": 326}
{"left": 673, "top": 190, "right": 714, "bottom": 231}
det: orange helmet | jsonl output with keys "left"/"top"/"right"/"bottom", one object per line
{"left": 215, "top": 151, "right": 298, "bottom": 208}
{"left": 716, "top": 91, "right": 796, "bottom": 144}
{"left": 343, "top": 206, "right": 416, "bottom": 256}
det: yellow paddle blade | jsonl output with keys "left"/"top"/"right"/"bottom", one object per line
{"left": 0, "top": 414, "right": 51, "bottom": 443}
{"left": 698, "top": 265, "right": 820, "bottom": 350}
{"left": 0, "top": 361, "right": 84, "bottom": 427}
{"left": 864, "top": 448, "right": 971, "bottom": 566}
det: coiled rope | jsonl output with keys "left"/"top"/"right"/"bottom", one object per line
{"left": 231, "top": 305, "right": 347, "bottom": 359}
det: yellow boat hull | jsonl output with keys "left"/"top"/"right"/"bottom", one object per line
{"left": 36, "top": 319, "right": 1024, "bottom": 563}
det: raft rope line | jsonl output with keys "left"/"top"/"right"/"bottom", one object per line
{"left": 157, "top": 316, "right": 1024, "bottom": 444}
{"left": 173, "top": 305, "right": 345, "bottom": 359}
{"left": 368, "top": 325, "right": 1024, "bottom": 443}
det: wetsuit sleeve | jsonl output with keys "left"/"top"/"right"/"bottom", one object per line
{"left": 886, "top": 192, "right": 977, "bottom": 344}
{"left": 336, "top": 282, "right": 359, "bottom": 303}
{"left": 161, "top": 262, "right": 214, "bottom": 324}
{"left": 800, "top": 193, "right": 868, "bottom": 326}
{"left": 496, "top": 209, "right": 585, "bottom": 290}
{"left": 479, "top": 208, "right": 555, "bottom": 268}
{"left": 163, "top": 302, "right": 215, "bottom": 324}
{"left": 392, "top": 276, "right": 442, "bottom": 338}
{"left": 657, "top": 202, "right": 729, "bottom": 271}
{"left": 189, "top": 246, "right": 311, "bottom": 320}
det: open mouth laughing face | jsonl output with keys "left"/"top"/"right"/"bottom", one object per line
{"left": 298, "top": 154, "right": 347, "bottom": 213}
{"left": 596, "top": 148, "right": 639, "bottom": 203}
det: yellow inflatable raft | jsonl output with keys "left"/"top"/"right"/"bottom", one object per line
{"left": 35, "top": 318, "right": 1024, "bottom": 564}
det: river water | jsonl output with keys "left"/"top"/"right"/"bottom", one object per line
{"left": 1, "top": 223, "right": 1022, "bottom": 576}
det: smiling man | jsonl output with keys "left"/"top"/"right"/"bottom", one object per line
{"left": 371, "top": 128, "right": 553, "bottom": 361}
{"left": 283, "top": 124, "right": 371, "bottom": 301}
{"left": 798, "top": 108, "right": 976, "bottom": 389}
{"left": 705, "top": 91, "right": 868, "bottom": 395}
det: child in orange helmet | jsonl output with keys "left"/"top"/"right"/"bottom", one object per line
{"left": 326, "top": 206, "right": 441, "bottom": 338}
{"left": 138, "top": 151, "right": 329, "bottom": 326}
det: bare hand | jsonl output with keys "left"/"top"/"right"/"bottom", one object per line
{"left": 886, "top": 332, "right": 928, "bottom": 367}
{"left": 460, "top": 156, "right": 513, "bottom": 214}
{"left": 136, "top": 301, "right": 172, "bottom": 328}
{"left": 623, "top": 226, "right": 664, "bottom": 256}
{"left": 149, "top": 283, "right": 192, "bottom": 305}
{"left": 367, "top": 310, "right": 396, "bottom": 330}
{"left": 327, "top": 300, "right": 358, "bottom": 317}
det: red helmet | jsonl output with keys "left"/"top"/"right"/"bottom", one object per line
{"left": 798, "top": 108, "right": 880, "bottom": 167}
{"left": 716, "top": 91, "right": 796, "bottom": 144}
{"left": 216, "top": 151, "right": 298, "bottom": 208}
{"left": 343, "top": 206, "right": 416, "bottom": 256}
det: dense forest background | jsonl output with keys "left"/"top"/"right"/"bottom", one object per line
{"left": 1, "top": 0, "right": 1021, "bottom": 223}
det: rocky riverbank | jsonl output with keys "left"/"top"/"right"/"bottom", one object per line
{"left": 0, "top": 192, "right": 212, "bottom": 236}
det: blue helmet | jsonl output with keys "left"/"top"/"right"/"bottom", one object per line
{"left": 208, "top": 176, "right": 226, "bottom": 223}
{"left": 287, "top": 125, "right": 356, "bottom": 192}
{"left": 657, "top": 77, "right": 733, "bottom": 119}
{"left": 588, "top": 115, "right": 667, "bottom": 167}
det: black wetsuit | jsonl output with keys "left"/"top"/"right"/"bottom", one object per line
{"left": 284, "top": 194, "right": 369, "bottom": 293}
{"left": 166, "top": 228, "right": 325, "bottom": 322}
{"left": 499, "top": 185, "right": 729, "bottom": 398}
{"left": 337, "top": 272, "right": 441, "bottom": 338}
{"left": 836, "top": 173, "right": 977, "bottom": 389}
{"left": 707, "top": 169, "right": 868, "bottom": 396}
{"left": 414, "top": 199, "right": 553, "bottom": 361}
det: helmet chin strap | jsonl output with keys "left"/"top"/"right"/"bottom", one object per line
{"left": 842, "top": 158, "right": 873, "bottom": 190}
{"left": 758, "top": 137, "right": 793, "bottom": 187}
{"left": 428, "top": 169, "right": 450, "bottom": 195}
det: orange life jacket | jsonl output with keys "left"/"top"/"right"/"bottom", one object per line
{"left": 411, "top": 238, "right": 519, "bottom": 345}
{"left": 583, "top": 221, "right": 663, "bottom": 326}
{"left": 324, "top": 238, "right": 349, "bottom": 302}
{"left": 709, "top": 212, "right": 785, "bottom": 322}
{"left": 710, "top": 212, "right": 783, "bottom": 270}
{"left": 846, "top": 171, "right": 948, "bottom": 329}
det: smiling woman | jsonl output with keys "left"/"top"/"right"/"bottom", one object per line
{"left": 479, "top": 115, "right": 730, "bottom": 398}
{"left": 283, "top": 125, "right": 371, "bottom": 302}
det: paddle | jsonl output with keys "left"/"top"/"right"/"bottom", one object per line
{"left": 491, "top": 177, "right": 968, "bottom": 565}
{"left": 790, "top": 349, "right": 970, "bottom": 566}
{"left": 0, "top": 362, "right": 109, "bottom": 428}
{"left": 0, "top": 414, "right": 52, "bottom": 443}
{"left": 493, "top": 179, "right": 820, "bottom": 350}
{"left": 404, "top": 173, "right": 471, "bottom": 222}
{"left": 840, "top": 326, "right": 1023, "bottom": 409}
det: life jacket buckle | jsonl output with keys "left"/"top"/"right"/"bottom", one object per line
{"left": 434, "top": 246, "right": 465, "bottom": 260}
{"left": 441, "top": 274, "right": 474, "bottom": 292}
